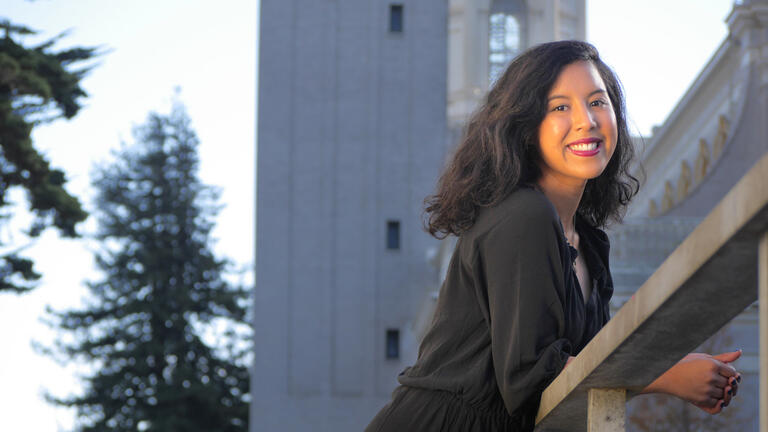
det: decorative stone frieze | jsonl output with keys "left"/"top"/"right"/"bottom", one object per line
{"left": 648, "top": 113, "right": 732, "bottom": 217}
{"left": 694, "top": 138, "right": 710, "bottom": 184}
{"left": 676, "top": 160, "right": 692, "bottom": 201}
{"left": 661, "top": 180, "right": 675, "bottom": 213}
{"left": 713, "top": 114, "right": 730, "bottom": 159}
{"left": 647, "top": 199, "right": 658, "bottom": 218}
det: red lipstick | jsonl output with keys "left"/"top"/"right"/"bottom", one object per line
{"left": 567, "top": 137, "right": 601, "bottom": 157}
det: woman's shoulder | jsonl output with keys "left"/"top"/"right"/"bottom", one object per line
{"left": 577, "top": 213, "right": 611, "bottom": 261}
{"left": 465, "top": 186, "right": 562, "bottom": 242}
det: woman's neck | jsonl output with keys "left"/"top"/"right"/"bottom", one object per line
{"left": 535, "top": 175, "right": 585, "bottom": 242}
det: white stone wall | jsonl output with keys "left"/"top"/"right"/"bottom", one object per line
{"left": 254, "top": 1, "right": 447, "bottom": 430}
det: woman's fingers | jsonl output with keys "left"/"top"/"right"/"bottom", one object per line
{"left": 695, "top": 398, "right": 724, "bottom": 414}
{"left": 712, "top": 350, "right": 742, "bottom": 364}
{"left": 729, "top": 374, "right": 741, "bottom": 397}
{"left": 710, "top": 373, "right": 728, "bottom": 389}
{"left": 715, "top": 399, "right": 726, "bottom": 412}
{"left": 716, "top": 360, "right": 738, "bottom": 378}
{"left": 715, "top": 360, "right": 741, "bottom": 401}
{"left": 722, "top": 385, "right": 733, "bottom": 406}
{"left": 707, "top": 384, "right": 725, "bottom": 399}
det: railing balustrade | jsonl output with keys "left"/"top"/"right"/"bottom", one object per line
{"left": 534, "top": 153, "right": 768, "bottom": 431}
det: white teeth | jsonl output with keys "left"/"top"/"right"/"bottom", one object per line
{"left": 569, "top": 142, "right": 598, "bottom": 151}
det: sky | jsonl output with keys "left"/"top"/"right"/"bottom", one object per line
{"left": 1, "top": 1, "right": 256, "bottom": 430}
{"left": 0, "top": 0, "right": 733, "bottom": 430}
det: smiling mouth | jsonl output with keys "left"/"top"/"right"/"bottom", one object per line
{"left": 567, "top": 141, "right": 601, "bottom": 156}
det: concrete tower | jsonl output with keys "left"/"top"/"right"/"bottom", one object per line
{"left": 254, "top": 1, "right": 447, "bottom": 430}
{"left": 253, "top": 1, "right": 584, "bottom": 430}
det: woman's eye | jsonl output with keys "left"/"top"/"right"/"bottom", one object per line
{"left": 590, "top": 99, "right": 607, "bottom": 107}
{"left": 552, "top": 105, "right": 567, "bottom": 112}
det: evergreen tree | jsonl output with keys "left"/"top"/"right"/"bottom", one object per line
{"left": 0, "top": 19, "right": 94, "bottom": 292}
{"left": 48, "top": 103, "right": 250, "bottom": 431}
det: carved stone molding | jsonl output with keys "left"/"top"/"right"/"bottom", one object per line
{"left": 694, "top": 138, "right": 710, "bottom": 184}
{"left": 648, "top": 199, "right": 658, "bottom": 218}
{"left": 676, "top": 160, "right": 692, "bottom": 201}
{"left": 649, "top": 111, "right": 734, "bottom": 218}
{"left": 713, "top": 114, "right": 730, "bottom": 159}
{"left": 662, "top": 181, "right": 675, "bottom": 213}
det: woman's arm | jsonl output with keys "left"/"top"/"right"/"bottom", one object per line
{"left": 563, "top": 350, "right": 741, "bottom": 414}
{"left": 641, "top": 350, "right": 741, "bottom": 414}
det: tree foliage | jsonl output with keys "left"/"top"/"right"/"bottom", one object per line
{"left": 0, "top": 18, "right": 94, "bottom": 292}
{"left": 47, "top": 103, "right": 250, "bottom": 431}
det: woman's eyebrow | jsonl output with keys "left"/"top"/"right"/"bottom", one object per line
{"left": 547, "top": 89, "right": 607, "bottom": 102}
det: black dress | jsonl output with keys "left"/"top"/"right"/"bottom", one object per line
{"left": 365, "top": 186, "right": 613, "bottom": 432}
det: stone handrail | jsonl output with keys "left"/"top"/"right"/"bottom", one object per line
{"left": 534, "top": 153, "right": 768, "bottom": 431}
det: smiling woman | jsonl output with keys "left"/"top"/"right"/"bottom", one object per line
{"left": 365, "top": 40, "right": 742, "bottom": 432}
{"left": 425, "top": 41, "right": 637, "bottom": 240}
{"left": 538, "top": 61, "right": 618, "bottom": 184}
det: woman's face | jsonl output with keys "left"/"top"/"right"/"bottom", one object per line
{"left": 537, "top": 60, "right": 617, "bottom": 187}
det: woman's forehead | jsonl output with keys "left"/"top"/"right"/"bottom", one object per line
{"left": 548, "top": 61, "right": 607, "bottom": 96}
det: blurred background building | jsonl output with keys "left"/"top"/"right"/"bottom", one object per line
{"left": 254, "top": 0, "right": 765, "bottom": 430}
{"left": 609, "top": 1, "right": 766, "bottom": 429}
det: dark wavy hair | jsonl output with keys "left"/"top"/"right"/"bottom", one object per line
{"left": 424, "top": 40, "right": 639, "bottom": 238}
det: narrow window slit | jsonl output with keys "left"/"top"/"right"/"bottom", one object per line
{"left": 386, "top": 329, "right": 400, "bottom": 359}
{"left": 390, "top": 4, "right": 404, "bottom": 33}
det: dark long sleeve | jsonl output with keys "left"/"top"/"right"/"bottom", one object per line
{"left": 476, "top": 203, "right": 573, "bottom": 415}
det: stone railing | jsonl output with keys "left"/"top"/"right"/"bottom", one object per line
{"left": 534, "top": 153, "right": 768, "bottom": 431}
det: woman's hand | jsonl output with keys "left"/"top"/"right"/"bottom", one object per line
{"left": 642, "top": 350, "right": 742, "bottom": 414}
{"left": 565, "top": 356, "right": 576, "bottom": 367}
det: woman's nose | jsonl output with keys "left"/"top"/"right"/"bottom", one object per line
{"left": 573, "top": 103, "right": 597, "bottom": 131}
